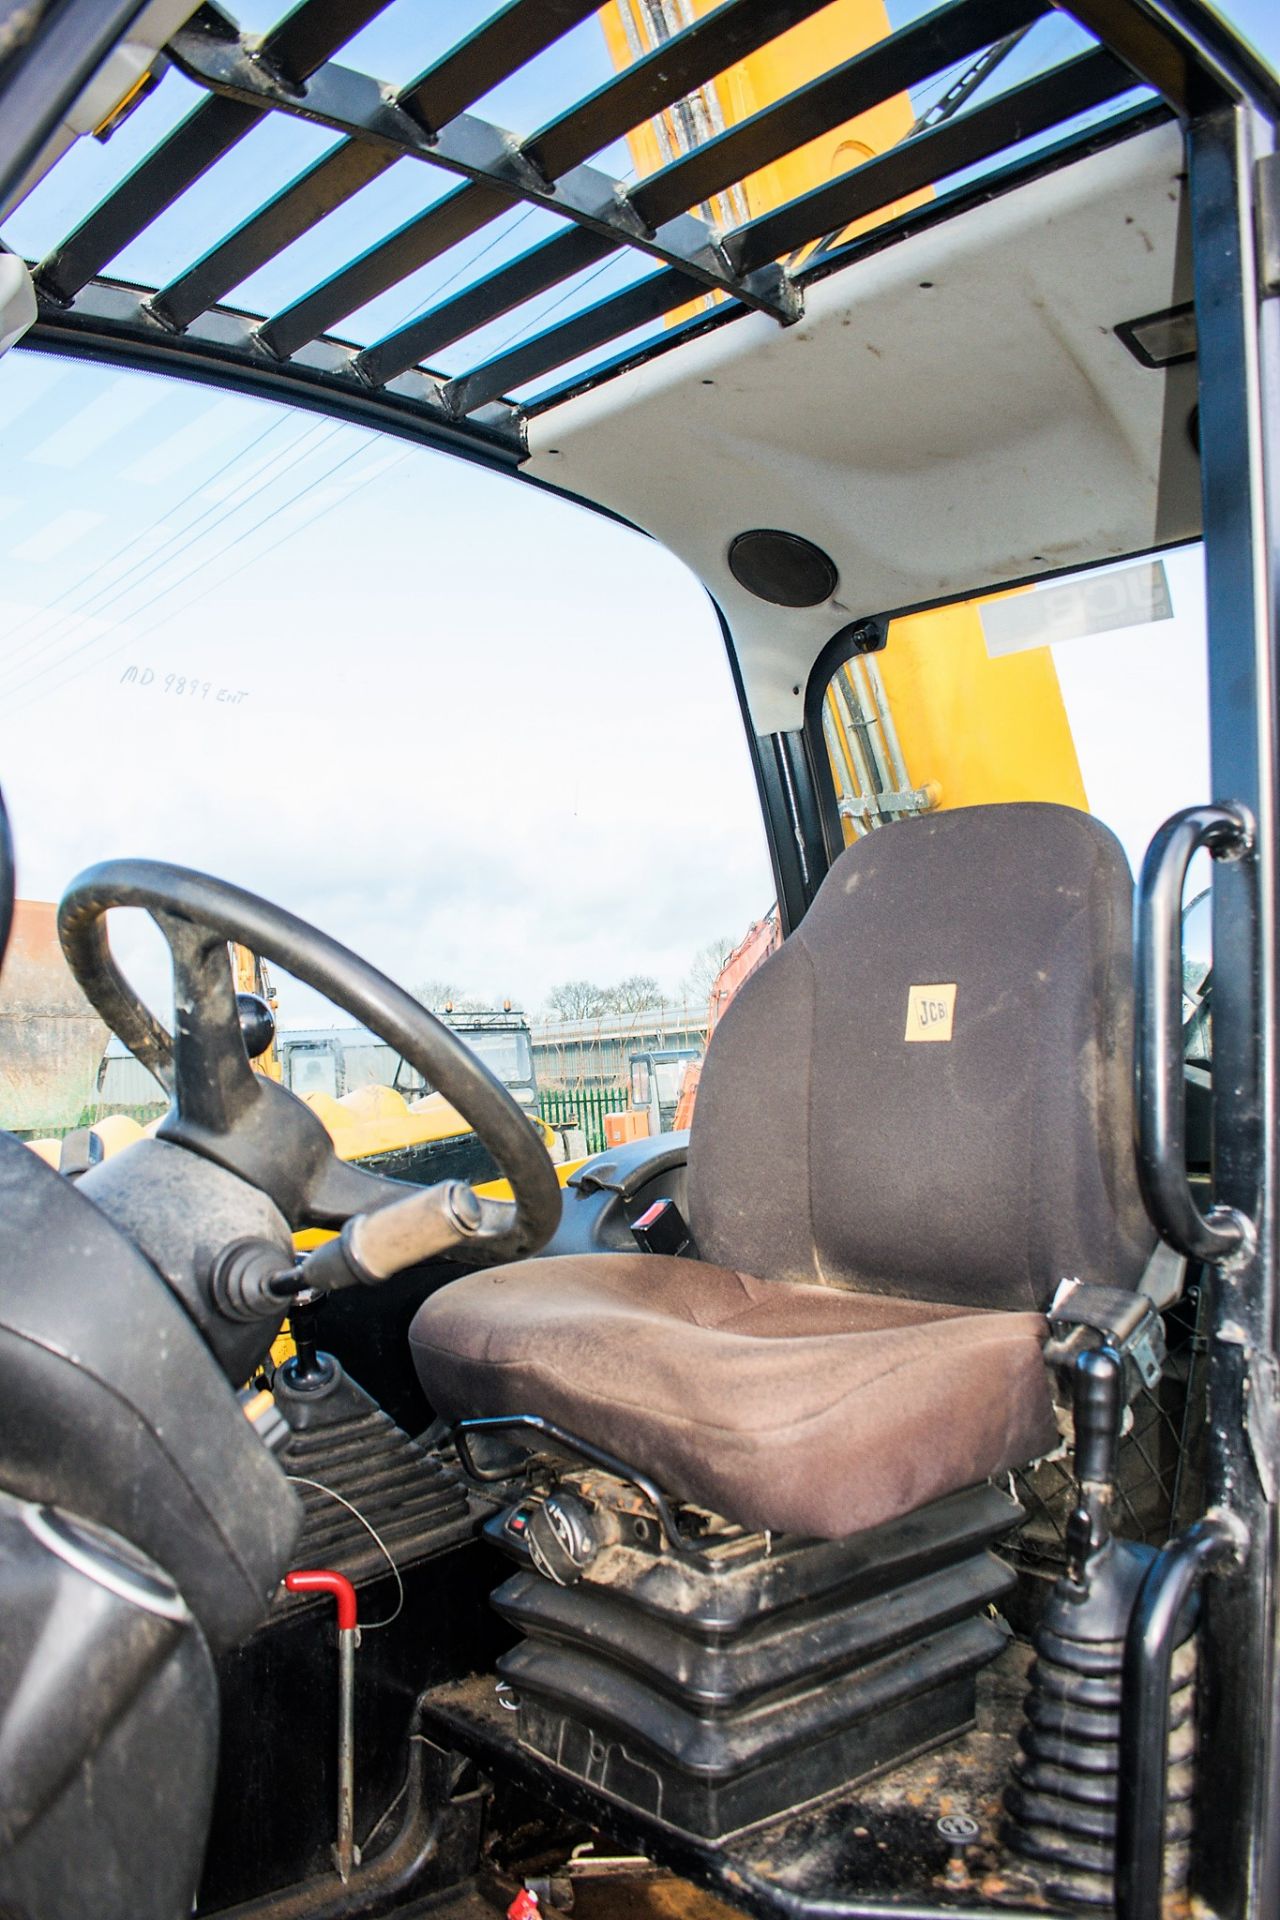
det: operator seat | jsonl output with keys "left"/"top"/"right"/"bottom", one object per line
{"left": 410, "top": 803, "right": 1155, "bottom": 1540}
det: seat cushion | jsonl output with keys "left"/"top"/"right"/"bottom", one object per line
{"left": 409, "top": 1254, "right": 1057, "bottom": 1539}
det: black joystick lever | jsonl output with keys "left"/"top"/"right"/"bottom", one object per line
{"left": 279, "top": 1288, "right": 337, "bottom": 1393}
{"left": 1007, "top": 1342, "right": 1175, "bottom": 1897}
{"left": 1065, "top": 1343, "right": 1122, "bottom": 1580}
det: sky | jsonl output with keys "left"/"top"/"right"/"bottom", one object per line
{"left": 0, "top": 0, "right": 1273, "bottom": 1031}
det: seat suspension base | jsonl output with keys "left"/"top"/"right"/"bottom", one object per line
{"left": 485, "top": 1475, "right": 1024, "bottom": 1842}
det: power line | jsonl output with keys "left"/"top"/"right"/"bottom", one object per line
{"left": 5, "top": 432, "right": 399, "bottom": 717}
{"left": 490, "top": 251, "right": 624, "bottom": 360}
{"left": 0, "top": 414, "right": 321, "bottom": 682}
{"left": 1, "top": 213, "right": 561, "bottom": 697}
{"left": 0, "top": 414, "right": 347, "bottom": 698}
{"left": 2, "top": 439, "right": 391, "bottom": 718}
{"left": 0, "top": 207, "right": 548, "bottom": 694}
{"left": 0, "top": 408, "right": 308, "bottom": 673}
{"left": 382, "top": 201, "right": 539, "bottom": 344}
{"left": 0, "top": 422, "right": 375, "bottom": 709}
{"left": 907, "top": 24, "right": 1036, "bottom": 136}
{"left": 451, "top": 164, "right": 642, "bottom": 374}
{"left": 2, "top": 188, "right": 604, "bottom": 712}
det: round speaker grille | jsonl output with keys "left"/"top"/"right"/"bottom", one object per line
{"left": 727, "top": 528, "right": 838, "bottom": 607}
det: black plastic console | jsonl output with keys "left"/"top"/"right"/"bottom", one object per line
{"left": 485, "top": 1477, "right": 1022, "bottom": 1840}
{"left": 0, "top": 1490, "right": 217, "bottom": 1920}
{"left": 536, "top": 1133, "right": 690, "bottom": 1258}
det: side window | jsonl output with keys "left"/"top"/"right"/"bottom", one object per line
{"left": 814, "top": 549, "right": 1209, "bottom": 885}
{"left": 340, "top": 1043, "right": 402, "bottom": 1092}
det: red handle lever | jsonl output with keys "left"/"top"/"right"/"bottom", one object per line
{"left": 285, "top": 1567, "right": 358, "bottom": 1632}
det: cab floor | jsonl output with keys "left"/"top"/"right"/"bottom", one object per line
{"left": 420, "top": 1641, "right": 1075, "bottom": 1918}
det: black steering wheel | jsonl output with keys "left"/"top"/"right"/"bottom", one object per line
{"left": 57, "top": 860, "right": 561, "bottom": 1265}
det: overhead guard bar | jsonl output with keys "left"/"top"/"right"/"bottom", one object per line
{"left": 37, "top": 0, "right": 606, "bottom": 311}
{"left": 147, "top": 0, "right": 1102, "bottom": 394}
{"left": 358, "top": 0, "right": 1056, "bottom": 393}
{"left": 444, "top": 47, "right": 1134, "bottom": 417}
{"left": 441, "top": 3, "right": 1096, "bottom": 399}
{"left": 150, "top": 0, "right": 608, "bottom": 333}
{"left": 626, "top": 0, "right": 1047, "bottom": 234}
{"left": 161, "top": 21, "right": 799, "bottom": 325}
{"left": 1134, "top": 802, "right": 1253, "bottom": 1263}
{"left": 259, "top": 0, "right": 846, "bottom": 364}
{"left": 21, "top": 0, "right": 1169, "bottom": 454}
{"left": 34, "top": 0, "right": 396, "bottom": 305}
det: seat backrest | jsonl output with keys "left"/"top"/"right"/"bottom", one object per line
{"left": 688, "top": 802, "right": 1154, "bottom": 1312}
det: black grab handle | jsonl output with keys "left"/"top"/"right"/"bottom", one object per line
{"left": 1135, "top": 803, "right": 1252, "bottom": 1263}
{"left": 1116, "top": 1509, "right": 1248, "bottom": 1920}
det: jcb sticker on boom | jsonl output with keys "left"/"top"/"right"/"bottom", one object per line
{"left": 904, "top": 984, "right": 957, "bottom": 1043}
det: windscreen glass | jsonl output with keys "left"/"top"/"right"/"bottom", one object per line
{"left": 0, "top": 351, "right": 769, "bottom": 1139}
{"left": 463, "top": 1030, "right": 535, "bottom": 1087}
{"left": 287, "top": 1047, "right": 338, "bottom": 1099}
{"left": 653, "top": 1058, "right": 691, "bottom": 1107}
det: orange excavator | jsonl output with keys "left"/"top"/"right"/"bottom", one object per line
{"left": 670, "top": 909, "right": 780, "bottom": 1128}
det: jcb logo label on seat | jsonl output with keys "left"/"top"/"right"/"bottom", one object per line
{"left": 904, "top": 983, "right": 957, "bottom": 1043}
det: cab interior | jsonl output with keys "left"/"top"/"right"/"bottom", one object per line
{"left": 0, "top": 4, "right": 1278, "bottom": 1920}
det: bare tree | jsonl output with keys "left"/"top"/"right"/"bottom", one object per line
{"left": 545, "top": 979, "right": 610, "bottom": 1021}
{"left": 413, "top": 977, "right": 467, "bottom": 1010}
{"left": 682, "top": 937, "right": 734, "bottom": 1003}
{"left": 607, "top": 974, "right": 663, "bottom": 1015}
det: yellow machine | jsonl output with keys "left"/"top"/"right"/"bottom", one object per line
{"left": 28, "top": 959, "right": 584, "bottom": 1219}
{"left": 291, "top": 1084, "right": 576, "bottom": 1253}
{"left": 601, "top": 0, "right": 928, "bottom": 245}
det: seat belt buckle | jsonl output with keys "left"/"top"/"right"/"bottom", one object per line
{"left": 1045, "top": 1277, "right": 1167, "bottom": 1397}
{"left": 632, "top": 1198, "right": 696, "bottom": 1259}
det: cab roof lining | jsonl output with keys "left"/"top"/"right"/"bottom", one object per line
{"left": 524, "top": 118, "right": 1198, "bottom": 733}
